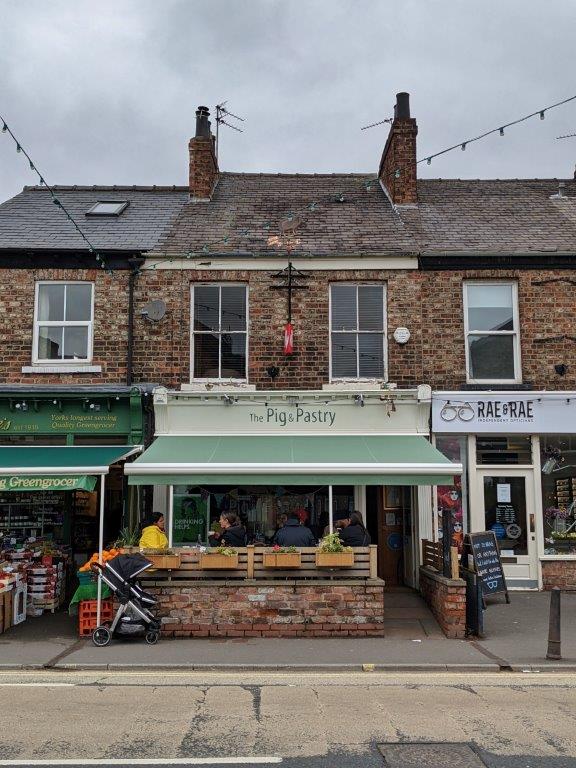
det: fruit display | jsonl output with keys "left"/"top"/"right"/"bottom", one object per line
{"left": 78, "top": 548, "right": 121, "bottom": 572}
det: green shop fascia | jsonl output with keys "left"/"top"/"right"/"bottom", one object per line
{"left": 0, "top": 385, "right": 151, "bottom": 557}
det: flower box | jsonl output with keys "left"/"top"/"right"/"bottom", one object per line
{"left": 315, "top": 551, "right": 355, "bottom": 568}
{"left": 145, "top": 553, "right": 181, "bottom": 570}
{"left": 263, "top": 552, "right": 302, "bottom": 569}
{"left": 200, "top": 553, "right": 239, "bottom": 570}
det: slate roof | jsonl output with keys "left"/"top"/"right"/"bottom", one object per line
{"left": 153, "top": 173, "right": 417, "bottom": 257}
{"left": 0, "top": 186, "right": 189, "bottom": 251}
{"left": 400, "top": 178, "right": 576, "bottom": 253}
{"left": 1, "top": 175, "right": 575, "bottom": 258}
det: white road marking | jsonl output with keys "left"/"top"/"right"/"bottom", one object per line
{"left": 0, "top": 682, "right": 75, "bottom": 687}
{"left": 0, "top": 759, "right": 282, "bottom": 766}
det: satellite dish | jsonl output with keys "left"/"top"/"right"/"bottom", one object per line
{"left": 141, "top": 299, "right": 166, "bottom": 322}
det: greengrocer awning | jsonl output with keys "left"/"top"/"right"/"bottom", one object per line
{"left": 0, "top": 445, "right": 142, "bottom": 491}
{"left": 125, "top": 435, "right": 461, "bottom": 486}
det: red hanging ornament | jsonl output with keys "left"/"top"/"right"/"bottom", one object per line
{"left": 283, "top": 322, "right": 294, "bottom": 355}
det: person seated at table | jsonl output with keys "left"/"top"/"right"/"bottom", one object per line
{"left": 323, "top": 512, "right": 349, "bottom": 537}
{"left": 209, "top": 512, "right": 248, "bottom": 547}
{"left": 273, "top": 511, "right": 316, "bottom": 547}
{"left": 338, "top": 511, "right": 371, "bottom": 547}
{"left": 139, "top": 512, "right": 168, "bottom": 549}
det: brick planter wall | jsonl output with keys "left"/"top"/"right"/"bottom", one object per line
{"left": 150, "top": 579, "right": 385, "bottom": 637}
{"left": 541, "top": 561, "right": 576, "bottom": 590}
{"left": 419, "top": 567, "right": 466, "bottom": 639}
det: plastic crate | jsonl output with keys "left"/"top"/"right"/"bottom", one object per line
{"left": 78, "top": 599, "right": 113, "bottom": 637}
{"left": 76, "top": 571, "right": 94, "bottom": 586}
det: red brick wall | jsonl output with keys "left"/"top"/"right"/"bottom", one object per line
{"left": 0, "top": 268, "right": 129, "bottom": 385}
{"left": 421, "top": 269, "right": 576, "bottom": 390}
{"left": 419, "top": 567, "right": 466, "bottom": 639}
{"left": 379, "top": 119, "right": 418, "bottom": 205}
{"left": 133, "top": 268, "right": 423, "bottom": 390}
{"left": 541, "top": 561, "right": 576, "bottom": 590}
{"left": 188, "top": 136, "right": 218, "bottom": 199}
{"left": 2, "top": 266, "right": 575, "bottom": 393}
{"left": 152, "top": 580, "right": 385, "bottom": 637}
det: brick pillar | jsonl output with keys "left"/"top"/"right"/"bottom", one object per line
{"left": 378, "top": 92, "right": 418, "bottom": 205}
{"left": 189, "top": 106, "right": 219, "bottom": 200}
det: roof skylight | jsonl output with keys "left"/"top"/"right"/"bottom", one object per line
{"left": 86, "top": 201, "right": 129, "bottom": 216}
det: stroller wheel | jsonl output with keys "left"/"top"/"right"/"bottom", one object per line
{"left": 145, "top": 629, "right": 160, "bottom": 645}
{"left": 92, "top": 626, "right": 112, "bottom": 647}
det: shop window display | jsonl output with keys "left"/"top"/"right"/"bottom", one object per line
{"left": 171, "top": 485, "right": 355, "bottom": 544}
{"left": 541, "top": 435, "right": 576, "bottom": 555}
{"left": 434, "top": 436, "right": 468, "bottom": 553}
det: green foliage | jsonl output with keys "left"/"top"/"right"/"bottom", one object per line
{"left": 318, "top": 532, "right": 352, "bottom": 553}
{"left": 114, "top": 526, "right": 140, "bottom": 548}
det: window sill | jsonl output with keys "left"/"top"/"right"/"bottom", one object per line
{"left": 22, "top": 365, "right": 102, "bottom": 374}
{"left": 181, "top": 381, "right": 256, "bottom": 392}
{"left": 323, "top": 380, "right": 391, "bottom": 391}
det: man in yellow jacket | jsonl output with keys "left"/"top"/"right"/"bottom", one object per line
{"left": 139, "top": 512, "right": 168, "bottom": 549}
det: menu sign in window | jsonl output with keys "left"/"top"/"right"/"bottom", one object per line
{"left": 465, "top": 531, "right": 509, "bottom": 599}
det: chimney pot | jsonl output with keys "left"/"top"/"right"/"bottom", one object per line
{"left": 396, "top": 92, "right": 411, "bottom": 120}
{"left": 195, "top": 106, "right": 211, "bottom": 138}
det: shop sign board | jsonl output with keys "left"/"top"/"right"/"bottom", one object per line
{"left": 0, "top": 400, "right": 133, "bottom": 435}
{"left": 463, "top": 532, "right": 509, "bottom": 600}
{"left": 156, "top": 390, "right": 431, "bottom": 436}
{"left": 432, "top": 392, "right": 576, "bottom": 434}
{"left": 0, "top": 475, "right": 97, "bottom": 492}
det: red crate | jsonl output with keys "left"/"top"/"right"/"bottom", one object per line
{"left": 78, "top": 600, "right": 113, "bottom": 637}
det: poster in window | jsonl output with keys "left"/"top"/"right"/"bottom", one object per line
{"left": 172, "top": 493, "right": 210, "bottom": 544}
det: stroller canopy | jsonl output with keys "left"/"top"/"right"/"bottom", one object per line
{"left": 108, "top": 553, "right": 154, "bottom": 582}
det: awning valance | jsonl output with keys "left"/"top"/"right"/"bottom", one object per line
{"left": 0, "top": 445, "right": 141, "bottom": 490}
{"left": 125, "top": 435, "right": 461, "bottom": 486}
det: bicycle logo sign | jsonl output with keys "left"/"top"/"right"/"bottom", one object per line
{"left": 439, "top": 401, "right": 475, "bottom": 422}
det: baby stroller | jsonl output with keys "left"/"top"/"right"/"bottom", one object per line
{"left": 91, "top": 553, "right": 161, "bottom": 646}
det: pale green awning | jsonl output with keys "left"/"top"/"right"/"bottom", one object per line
{"left": 126, "top": 435, "right": 461, "bottom": 486}
{"left": 0, "top": 445, "right": 141, "bottom": 491}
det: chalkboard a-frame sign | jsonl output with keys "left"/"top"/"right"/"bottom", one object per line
{"left": 463, "top": 531, "right": 510, "bottom": 604}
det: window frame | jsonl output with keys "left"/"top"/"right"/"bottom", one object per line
{"left": 32, "top": 281, "right": 95, "bottom": 365}
{"left": 329, "top": 282, "right": 387, "bottom": 381}
{"left": 463, "top": 280, "right": 521, "bottom": 385}
{"left": 86, "top": 201, "right": 129, "bottom": 216}
{"left": 190, "top": 283, "right": 249, "bottom": 381}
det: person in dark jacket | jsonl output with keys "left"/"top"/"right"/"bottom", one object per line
{"left": 209, "top": 512, "right": 247, "bottom": 547}
{"left": 338, "top": 511, "right": 371, "bottom": 547}
{"left": 273, "top": 512, "right": 316, "bottom": 547}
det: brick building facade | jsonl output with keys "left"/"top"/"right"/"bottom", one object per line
{"left": 1, "top": 92, "right": 576, "bottom": 596}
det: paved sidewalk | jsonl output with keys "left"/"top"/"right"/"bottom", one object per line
{"left": 1, "top": 590, "right": 574, "bottom": 672}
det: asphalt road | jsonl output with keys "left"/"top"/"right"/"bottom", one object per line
{"left": 1, "top": 670, "right": 576, "bottom": 767}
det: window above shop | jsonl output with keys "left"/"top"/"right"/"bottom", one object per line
{"left": 191, "top": 284, "right": 247, "bottom": 380}
{"left": 476, "top": 435, "right": 532, "bottom": 465}
{"left": 463, "top": 282, "right": 521, "bottom": 384}
{"left": 33, "top": 282, "right": 94, "bottom": 365}
{"left": 330, "top": 284, "right": 387, "bottom": 380}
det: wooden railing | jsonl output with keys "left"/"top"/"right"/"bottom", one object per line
{"left": 145, "top": 545, "right": 378, "bottom": 581}
{"left": 421, "top": 539, "right": 459, "bottom": 580}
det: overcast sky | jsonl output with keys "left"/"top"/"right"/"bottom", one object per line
{"left": 1, "top": 0, "right": 575, "bottom": 203}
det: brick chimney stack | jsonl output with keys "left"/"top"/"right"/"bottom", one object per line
{"left": 189, "top": 106, "right": 219, "bottom": 200}
{"left": 379, "top": 92, "right": 418, "bottom": 205}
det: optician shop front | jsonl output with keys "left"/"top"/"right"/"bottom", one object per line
{"left": 123, "top": 386, "right": 461, "bottom": 637}
{"left": 432, "top": 391, "right": 576, "bottom": 590}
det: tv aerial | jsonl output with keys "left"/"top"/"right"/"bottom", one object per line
{"left": 215, "top": 101, "right": 245, "bottom": 158}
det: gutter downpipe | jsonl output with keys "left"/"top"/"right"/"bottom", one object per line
{"left": 127, "top": 256, "right": 145, "bottom": 387}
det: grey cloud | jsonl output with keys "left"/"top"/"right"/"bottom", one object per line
{"left": 1, "top": 0, "right": 575, "bottom": 205}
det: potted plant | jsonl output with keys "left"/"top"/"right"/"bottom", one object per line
{"left": 315, "top": 532, "right": 354, "bottom": 568}
{"left": 140, "top": 547, "right": 182, "bottom": 570}
{"left": 114, "top": 527, "right": 140, "bottom": 553}
{"left": 263, "top": 545, "right": 301, "bottom": 569}
{"left": 200, "top": 546, "right": 239, "bottom": 570}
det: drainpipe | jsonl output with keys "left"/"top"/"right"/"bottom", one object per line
{"left": 127, "top": 256, "right": 145, "bottom": 386}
